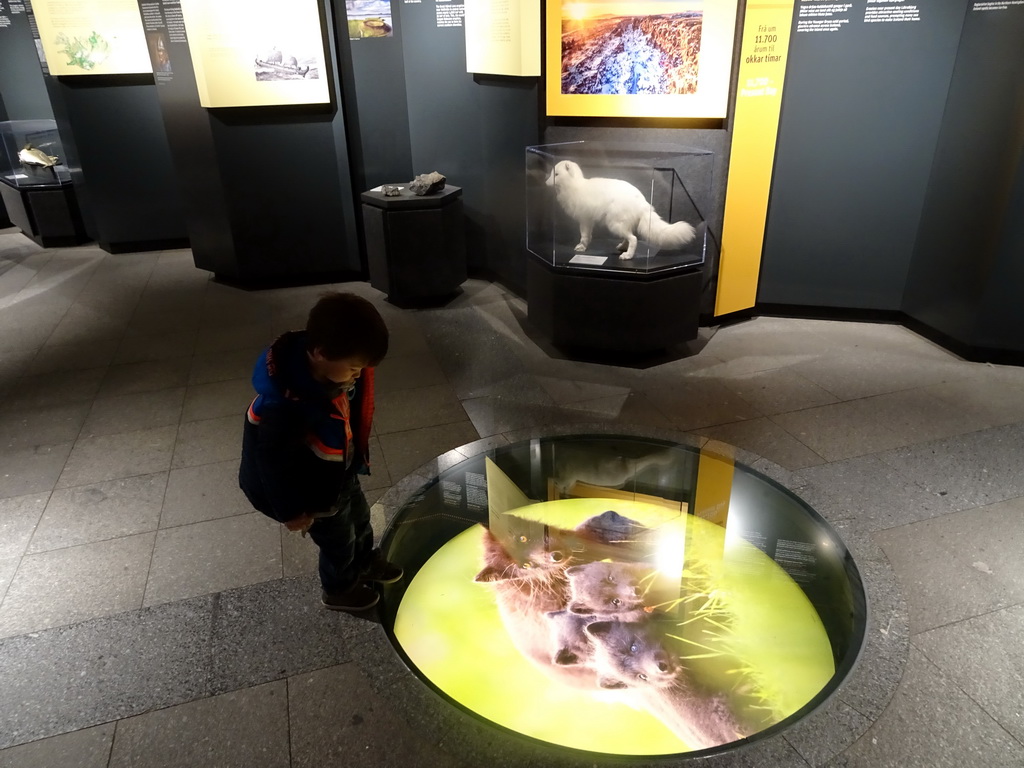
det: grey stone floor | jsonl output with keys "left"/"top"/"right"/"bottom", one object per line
{"left": 0, "top": 230, "right": 1022, "bottom": 767}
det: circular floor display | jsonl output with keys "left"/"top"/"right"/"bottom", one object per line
{"left": 378, "top": 435, "right": 867, "bottom": 759}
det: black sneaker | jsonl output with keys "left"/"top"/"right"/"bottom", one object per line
{"left": 321, "top": 583, "right": 380, "bottom": 611}
{"left": 362, "top": 550, "right": 404, "bottom": 584}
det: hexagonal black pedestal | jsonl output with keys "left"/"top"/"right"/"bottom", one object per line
{"left": 527, "top": 255, "right": 703, "bottom": 355}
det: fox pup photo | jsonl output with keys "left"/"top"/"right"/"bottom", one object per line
{"left": 474, "top": 512, "right": 750, "bottom": 749}
{"left": 546, "top": 159, "right": 696, "bottom": 260}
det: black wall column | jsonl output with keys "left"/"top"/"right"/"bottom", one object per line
{"left": 42, "top": 75, "right": 188, "bottom": 252}
{"left": 902, "top": 5, "right": 1024, "bottom": 355}
{"left": 140, "top": 0, "right": 360, "bottom": 282}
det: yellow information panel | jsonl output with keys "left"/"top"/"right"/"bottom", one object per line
{"left": 465, "top": 0, "right": 541, "bottom": 76}
{"left": 715, "top": 0, "right": 795, "bottom": 315}
{"left": 32, "top": 0, "right": 152, "bottom": 75}
{"left": 180, "top": 0, "right": 330, "bottom": 108}
{"left": 546, "top": 0, "right": 739, "bottom": 118}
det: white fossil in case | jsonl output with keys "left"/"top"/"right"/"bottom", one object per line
{"left": 18, "top": 144, "right": 59, "bottom": 168}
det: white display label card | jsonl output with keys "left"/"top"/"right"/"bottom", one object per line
{"left": 568, "top": 254, "right": 607, "bottom": 265}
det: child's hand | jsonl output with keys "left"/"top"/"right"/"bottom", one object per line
{"left": 284, "top": 513, "right": 315, "bottom": 533}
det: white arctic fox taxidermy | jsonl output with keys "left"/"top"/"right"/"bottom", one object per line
{"left": 545, "top": 160, "right": 696, "bottom": 260}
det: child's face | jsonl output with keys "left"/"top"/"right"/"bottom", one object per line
{"left": 308, "top": 349, "right": 369, "bottom": 388}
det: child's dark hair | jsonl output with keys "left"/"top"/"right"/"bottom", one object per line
{"left": 305, "top": 292, "right": 389, "bottom": 365}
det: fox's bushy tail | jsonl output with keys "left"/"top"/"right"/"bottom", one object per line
{"left": 637, "top": 211, "right": 696, "bottom": 250}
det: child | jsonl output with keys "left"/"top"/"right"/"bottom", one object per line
{"left": 239, "top": 292, "right": 401, "bottom": 611}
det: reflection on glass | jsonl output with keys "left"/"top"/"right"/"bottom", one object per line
{"left": 383, "top": 437, "right": 865, "bottom": 758}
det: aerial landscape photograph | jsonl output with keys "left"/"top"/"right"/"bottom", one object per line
{"left": 560, "top": 0, "right": 703, "bottom": 95}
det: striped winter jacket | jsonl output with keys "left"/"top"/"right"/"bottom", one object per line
{"left": 238, "top": 330, "right": 375, "bottom": 522}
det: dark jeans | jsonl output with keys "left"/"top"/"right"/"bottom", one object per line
{"left": 309, "top": 477, "right": 375, "bottom": 593}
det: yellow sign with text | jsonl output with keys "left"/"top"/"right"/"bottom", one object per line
{"left": 715, "top": 0, "right": 795, "bottom": 315}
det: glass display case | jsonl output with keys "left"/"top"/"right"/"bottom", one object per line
{"left": 0, "top": 119, "right": 85, "bottom": 247}
{"left": 0, "top": 119, "right": 72, "bottom": 188}
{"left": 527, "top": 142, "right": 712, "bottom": 276}
{"left": 379, "top": 434, "right": 866, "bottom": 759}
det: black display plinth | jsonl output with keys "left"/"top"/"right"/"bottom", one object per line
{"left": 43, "top": 77, "right": 188, "bottom": 255}
{"left": 361, "top": 184, "right": 467, "bottom": 305}
{"left": 527, "top": 255, "right": 703, "bottom": 355}
{"left": 0, "top": 180, "right": 88, "bottom": 248}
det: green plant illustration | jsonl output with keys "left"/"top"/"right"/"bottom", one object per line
{"left": 55, "top": 31, "right": 111, "bottom": 71}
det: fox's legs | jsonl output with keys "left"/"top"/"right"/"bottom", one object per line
{"left": 607, "top": 221, "right": 638, "bottom": 260}
{"left": 574, "top": 221, "right": 593, "bottom": 252}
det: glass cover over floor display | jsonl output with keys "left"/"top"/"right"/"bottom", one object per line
{"left": 379, "top": 435, "right": 867, "bottom": 758}
{"left": 0, "top": 120, "right": 72, "bottom": 188}
{"left": 526, "top": 142, "right": 712, "bottom": 275}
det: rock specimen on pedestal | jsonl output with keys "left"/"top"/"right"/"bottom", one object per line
{"left": 408, "top": 171, "right": 446, "bottom": 196}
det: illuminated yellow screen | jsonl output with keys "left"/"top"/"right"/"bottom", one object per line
{"left": 394, "top": 498, "right": 834, "bottom": 755}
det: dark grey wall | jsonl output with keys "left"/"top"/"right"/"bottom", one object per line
{"left": 342, "top": 10, "right": 414, "bottom": 190}
{"left": 468, "top": 76, "right": 542, "bottom": 288}
{"left": 902, "top": 5, "right": 1024, "bottom": 353}
{"left": 0, "top": 4, "right": 52, "bottom": 120}
{"left": 758, "top": 0, "right": 969, "bottom": 309}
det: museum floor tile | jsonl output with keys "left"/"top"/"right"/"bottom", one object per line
{"left": 0, "top": 231, "right": 1022, "bottom": 767}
